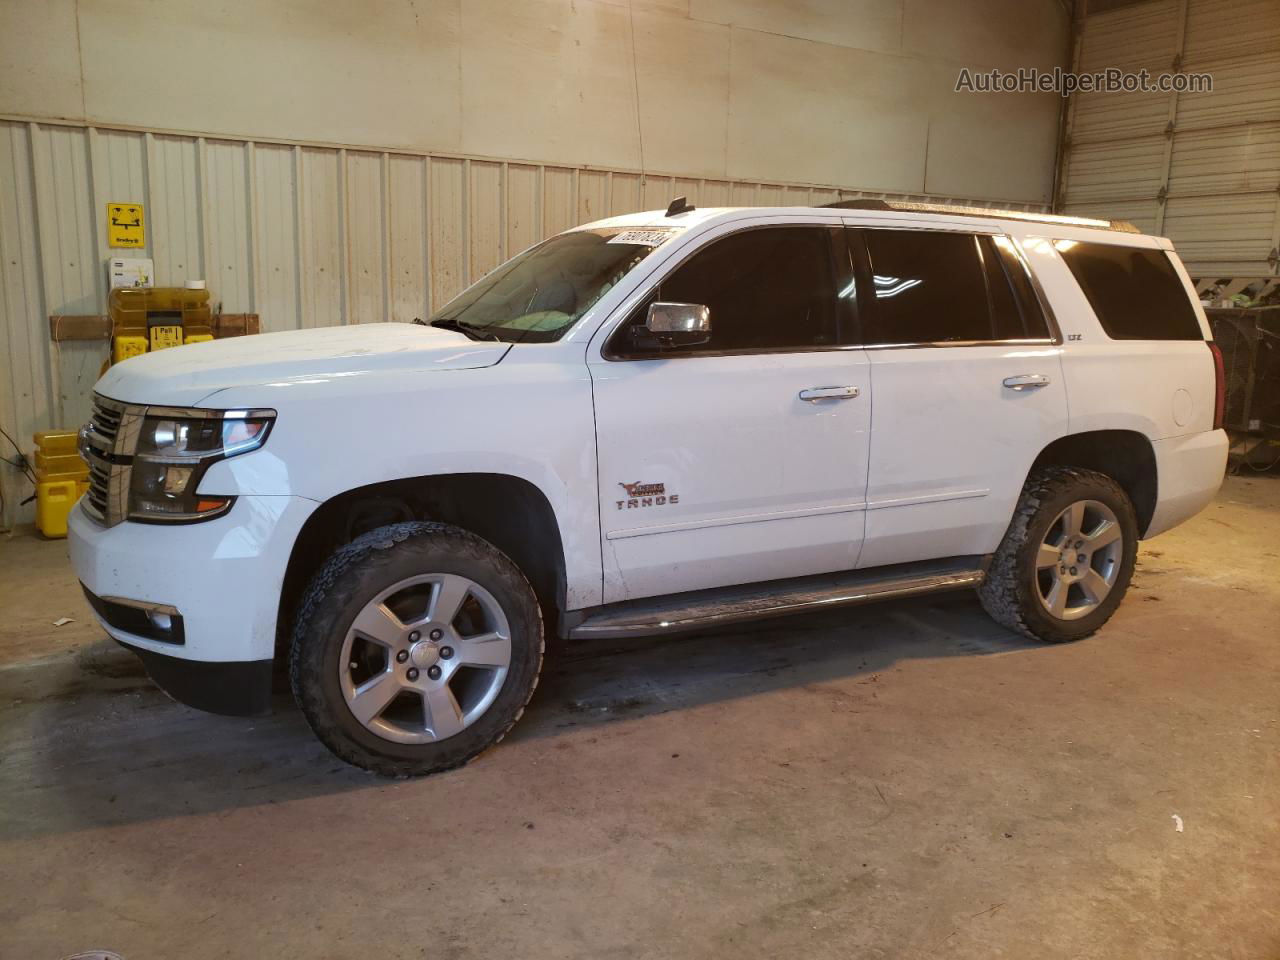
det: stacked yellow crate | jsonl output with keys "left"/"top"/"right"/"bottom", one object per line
{"left": 34, "top": 430, "right": 89, "bottom": 538}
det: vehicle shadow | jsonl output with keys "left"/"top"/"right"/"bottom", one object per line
{"left": 1, "top": 591, "right": 1041, "bottom": 839}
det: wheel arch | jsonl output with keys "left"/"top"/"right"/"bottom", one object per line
{"left": 276, "top": 473, "right": 568, "bottom": 662}
{"left": 1028, "top": 430, "right": 1158, "bottom": 536}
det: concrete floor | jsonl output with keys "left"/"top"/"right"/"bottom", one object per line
{"left": 1, "top": 476, "right": 1277, "bottom": 960}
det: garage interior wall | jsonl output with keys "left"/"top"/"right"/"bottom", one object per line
{"left": 1058, "top": 0, "right": 1280, "bottom": 277}
{"left": 0, "top": 0, "right": 1069, "bottom": 528}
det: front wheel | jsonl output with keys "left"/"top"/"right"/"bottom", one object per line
{"left": 979, "top": 467, "right": 1138, "bottom": 643}
{"left": 290, "top": 521, "right": 544, "bottom": 776}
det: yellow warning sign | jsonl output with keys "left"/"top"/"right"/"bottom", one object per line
{"left": 107, "top": 202, "right": 145, "bottom": 248}
{"left": 149, "top": 325, "right": 183, "bottom": 351}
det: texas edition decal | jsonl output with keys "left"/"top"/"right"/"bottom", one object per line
{"left": 616, "top": 481, "right": 679, "bottom": 510}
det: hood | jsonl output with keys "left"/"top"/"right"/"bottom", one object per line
{"left": 95, "top": 322, "right": 512, "bottom": 406}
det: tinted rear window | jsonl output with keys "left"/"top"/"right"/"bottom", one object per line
{"left": 861, "top": 230, "right": 991, "bottom": 344}
{"left": 1056, "top": 241, "right": 1201, "bottom": 340}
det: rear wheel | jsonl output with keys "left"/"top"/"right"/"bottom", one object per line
{"left": 291, "top": 521, "right": 543, "bottom": 776}
{"left": 979, "top": 467, "right": 1138, "bottom": 643}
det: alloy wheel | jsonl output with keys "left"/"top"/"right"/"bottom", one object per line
{"left": 1034, "top": 499, "right": 1124, "bottom": 621}
{"left": 339, "top": 573, "right": 512, "bottom": 743}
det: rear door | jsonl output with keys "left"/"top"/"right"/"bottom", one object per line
{"left": 846, "top": 223, "right": 1068, "bottom": 568}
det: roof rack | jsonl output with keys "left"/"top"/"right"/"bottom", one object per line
{"left": 820, "top": 198, "right": 1141, "bottom": 234}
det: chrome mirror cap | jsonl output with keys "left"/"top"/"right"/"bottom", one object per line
{"left": 645, "top": 302, "right": 711, "bottom": 346}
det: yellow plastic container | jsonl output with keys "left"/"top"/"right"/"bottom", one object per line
{"left": 33, "top": 430, "right": 88, "bottom": 479}
{"left": 34, "top": 430, "right": 79, "bottom": 456}
{"left": 108, "top": 285, "right": 212, "bottom": 365}
{"left": 35, "top": 450, "right": 88, "bottom": 479}
{"left": 183, "top": 332, "right": 214, "bottom": 345}
{"left": 33, "top": 429, "right": 89, "bottom": 536}
{"left": 35, "top": 477, "right": 81, "bottom": 538}
{"left": 113, "top": 333, "right": 149, "bottom": 364}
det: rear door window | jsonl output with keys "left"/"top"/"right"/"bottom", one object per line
{"left": 1055, "top": 241, "right": 1202, "bottom": 340}
{"left": 981, "top": 235, "right": 1051, "bottom": 340}
{"left": 859, "top": 230, "right": 989, "bottom": 344}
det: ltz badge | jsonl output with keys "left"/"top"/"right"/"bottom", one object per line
{"left": 616, "top": 481, "right": 678, "bottom": 510}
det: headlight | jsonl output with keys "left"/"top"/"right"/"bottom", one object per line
{"left": 129, "top": 407, "right": 275, "bottom": 522}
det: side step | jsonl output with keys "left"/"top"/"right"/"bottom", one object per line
{"left": 569, "top": 556, "right": 989, "bottom": 640}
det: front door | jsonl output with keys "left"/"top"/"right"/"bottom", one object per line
{"left": 588, "top": 222, "right": 872, "bottom": 603}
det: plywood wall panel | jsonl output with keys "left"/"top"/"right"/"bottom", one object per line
{"left": 345, "top": 151, "right": 386, "bottom": 324}
{"left": 428, "top": 157, "right": 466, "bottom": 311}
{"left": 388, "top": 154, "right": 428, "bottom": 323}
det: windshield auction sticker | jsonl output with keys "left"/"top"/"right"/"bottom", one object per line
{"left": 607, "top": 228, "right": 679, "bottom": 246}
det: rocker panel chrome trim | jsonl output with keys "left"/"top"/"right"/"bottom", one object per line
{"left": 569, "top": 557, "right": 988, "bottom": 639}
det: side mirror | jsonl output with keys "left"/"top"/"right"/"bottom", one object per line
{"left": 645, "top": 302, "right": 711, "bottom": 347}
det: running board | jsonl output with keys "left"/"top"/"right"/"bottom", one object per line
{"left": 568, "top": 556, "right": 989, "bottom": 640}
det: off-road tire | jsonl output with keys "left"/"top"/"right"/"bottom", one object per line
{"left": 978, "top": 467, "right": 1138, "bottom": 643}
{"left": 290, "top": 521, "right": 544, "bottom": 777}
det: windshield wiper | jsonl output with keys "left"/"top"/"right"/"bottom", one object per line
{"left": 422, "top": 316, "right": 501, "bottom": 342}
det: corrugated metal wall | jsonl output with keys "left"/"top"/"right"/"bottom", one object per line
{"left": 0, "top": 115, "right": 1047, "bottom": 528}
{"left": 1058, "top": 0, "right": 1280, "bottom": 276}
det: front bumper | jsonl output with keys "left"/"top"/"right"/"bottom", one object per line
{"left": 113, "top": 635, "right": 276, "bottom": 716}
{"left": 69, "top": 495, "right": 318, "bottom": 703}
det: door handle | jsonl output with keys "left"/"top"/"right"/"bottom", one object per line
{"left": 798, "top": 386, "right": 859, "bottom": 402}
{"left": 1002, "top": 374, "right": 1051, "bottom": 391}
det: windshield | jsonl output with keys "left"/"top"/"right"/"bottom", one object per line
{"left": 427, "top": 227, "right": 675, "bottom": 343}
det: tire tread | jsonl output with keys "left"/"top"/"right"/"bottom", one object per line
{"left": 289, "top": 521, "right": 544, "bottom": 777}
{"left": 978, "top": 466, "right": 1134, "bottom": 643}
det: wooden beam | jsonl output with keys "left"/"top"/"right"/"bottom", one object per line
{"left": 49, "top": 315, "right": 110, "bottom": 341}
{"left": 50, "top": 314, "right": 261, "bottom": 341}
{"left": 211, "top": 313, "right": 261, "bottom": 338}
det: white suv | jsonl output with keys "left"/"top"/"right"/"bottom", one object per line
{"left": 70, "top": 199, "right": 1229, "bottom": 775}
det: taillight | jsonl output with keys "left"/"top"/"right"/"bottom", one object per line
{"left": 1207, "top": 340, "right": 1226, "bottom": 430}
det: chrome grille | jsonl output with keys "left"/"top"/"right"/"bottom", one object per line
{"left": 80, "top": 395, "right": 144, "bottom": 527}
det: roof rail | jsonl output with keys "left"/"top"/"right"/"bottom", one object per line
{"left": 821, "top": 198, "right": 1141, "bottom": 234}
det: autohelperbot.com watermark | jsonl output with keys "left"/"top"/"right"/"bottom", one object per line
{"left": 956, "top": 66, "right": 1212, "bottom": 97}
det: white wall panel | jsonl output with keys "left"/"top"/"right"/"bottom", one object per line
{"left": 428, "top": 158, "right": 466, "bottom": 312}
{"left": 469, "top": 161, "right": 504, "bottom": 282}
{"left": 148, "top": 135, "right": 201, "bottom": 287}
{"left": 542, "top": 167, "right": 578, "bottom": 238}
{"left": 203, "top": 140, "right": 252, "bottom": 313}
{"left": 387, "top": 155, "right": 428, "bottom": 324}
{"left": 298, "top": 148, "right": 343, "bottom": 329}
{"left": 4, "top": 0, "right": 1066, "bottom": 205}
{"left": 642, "top": 175, "right": 675, "bottom": 215}
{"left": 700, "top": 180, "right": 731, "bottom": 206}
{"left": 632, "top": 10, "right": 731, "bottom": 178}
{"left": 0, "top": 0, "right": 81, "bottom": 120}
{"left": 345, "top": 151, "right": 386, "bottom": 325}
{"left": 29, "top": 124, "right": 104, "bottom": 450}
{"left": 506, "top": 165, "right": 541, "bottom": 260}
{"left": 252, "top": 143, "right": 300, "bottom": 332}
{"left": 610, "top": 173, "right": 643, "bottom": 221}
{"left": 578, "top": 171, "right": 611, "bottom": 224}
{"left": 0, "top": 122, "right": 55, "bottom": 519}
